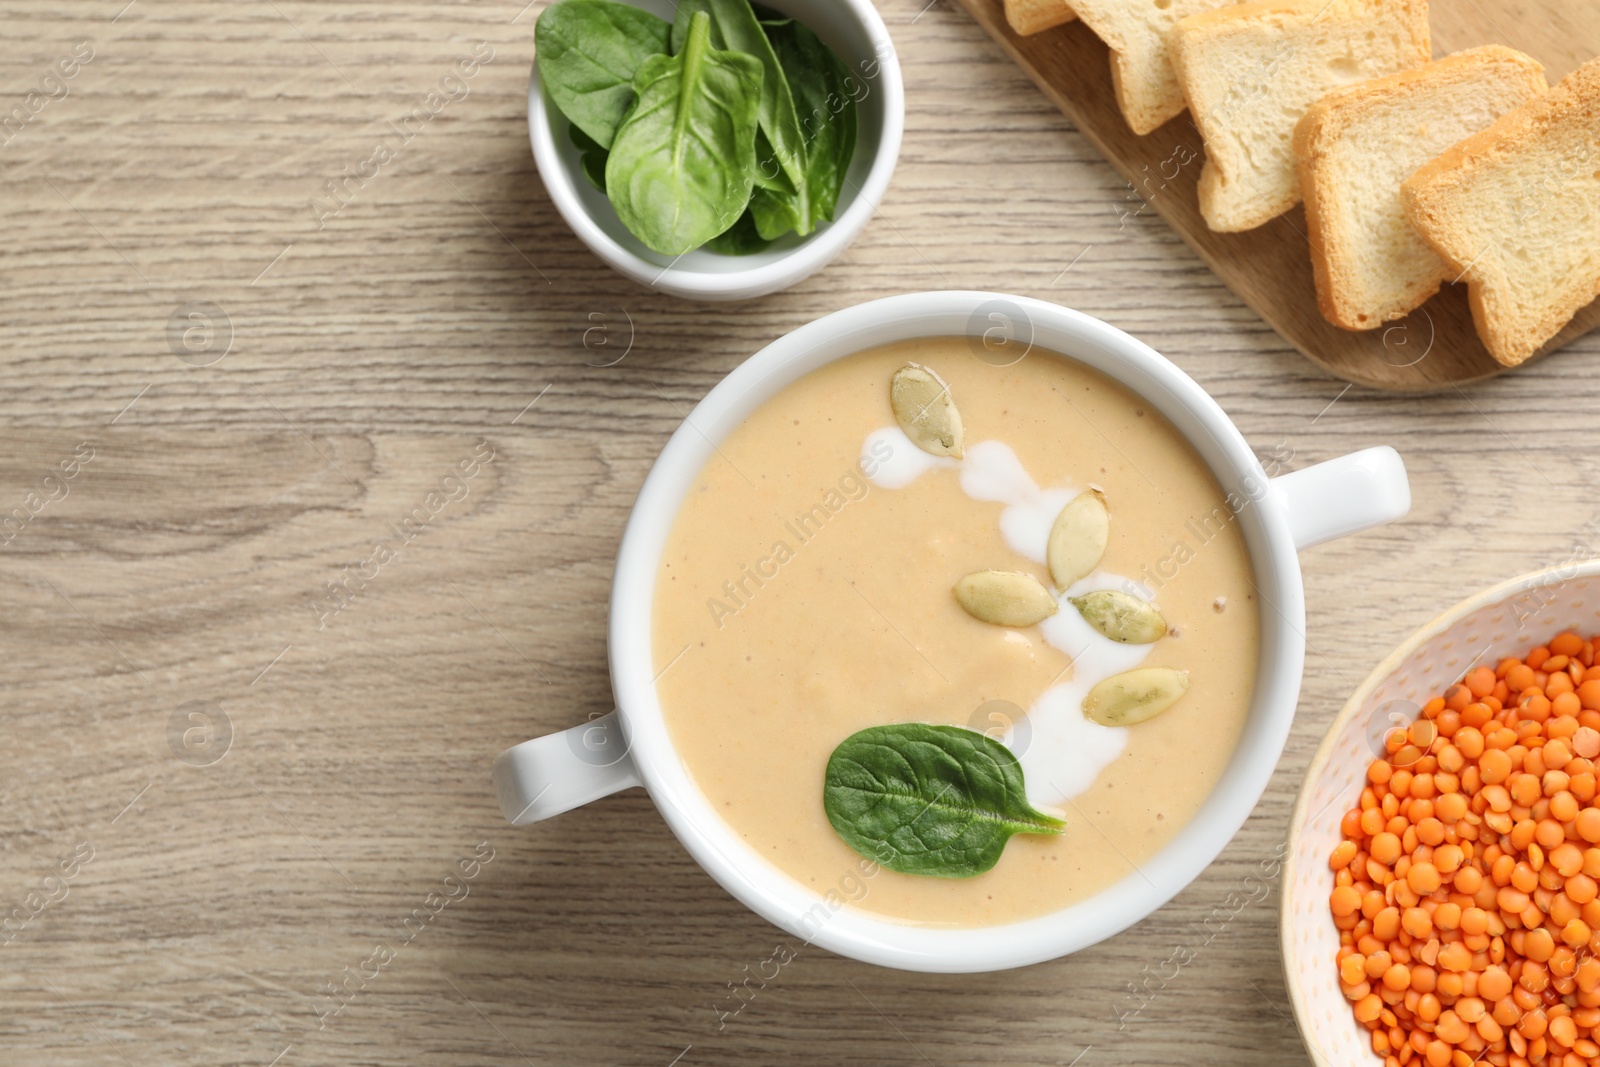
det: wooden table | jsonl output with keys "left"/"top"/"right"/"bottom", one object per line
{"left": 4, "top": 3, "right": 1598, "bottom": 1065}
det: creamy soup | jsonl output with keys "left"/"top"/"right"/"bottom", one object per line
{"left": 652, "top": 338, "right": 1260, "bottom": 926}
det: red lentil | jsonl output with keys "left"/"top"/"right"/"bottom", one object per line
{"left": 1330, "top": 633, "right": 1600, "bottom": 1067}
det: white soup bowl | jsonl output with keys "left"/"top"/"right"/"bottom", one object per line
{"left": 496, "top": 291, "right": 1413, "bottom": 972}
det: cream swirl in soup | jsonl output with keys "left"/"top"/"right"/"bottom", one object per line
{"left": 861, "top": 428, "right": 1160, "bottom": 807}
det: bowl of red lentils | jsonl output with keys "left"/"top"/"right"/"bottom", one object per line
{"left": 1284, "top": 560, "right": 1600, "bottom": 1067}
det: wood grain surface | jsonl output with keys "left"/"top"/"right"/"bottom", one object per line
{"left": 3, "top": 2, "right": 1600, "bottom": 1066}
{"left": 956, "top": 0, "right": 1600, "bottom": 391}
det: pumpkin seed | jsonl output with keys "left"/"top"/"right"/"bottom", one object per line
{"left": 953, "top": 570, "right": 1058, "bottom": 627}
{"left": 890, "top": 363, "right": 963, "bottom": 458}
{"left": 1070, "top": 590, "right": 1167, "bottom": 644}
{"left": 1082, "top": 668, "right": 1189, "bottom": 727}
{"left": 1046, "top": 489, "right": 1108, "bottom": 590}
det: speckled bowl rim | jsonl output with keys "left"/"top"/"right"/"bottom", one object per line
{"left": 1282, "top": 558, "right": 1600, "bottom": 1066}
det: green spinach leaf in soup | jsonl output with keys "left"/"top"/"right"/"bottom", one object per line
{"left": 823, "top": 723, "right": 1065, "bottom": 878}
{"left": 568, "top": 122, "right": 610, "bottom": 192}
{"left": 536, "top": 0, "right": 672, "bottom": 150}
{"left": 671, "top": 0, "right": 809, "bottom": 209}
{"left": 604, "top": 11, "right": 763, "bottom": 255}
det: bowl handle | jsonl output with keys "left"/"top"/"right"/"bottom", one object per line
{"left": 1270, "top": 446, "right": 1410, "bottom": 552}
{"left": 492, "top": 711, "right": 643, "bottom": 825}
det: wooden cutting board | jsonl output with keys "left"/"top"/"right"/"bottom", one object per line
{"left": 953, "top": 0, "right": 1600, "bottom": 391}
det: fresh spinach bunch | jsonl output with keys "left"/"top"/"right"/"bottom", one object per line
{"left": 536, "top": 0, "right": 859, "bottom": 256}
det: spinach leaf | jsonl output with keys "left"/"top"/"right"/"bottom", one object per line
{"left": 750, "top": 129, "right": 792, "bottom": 192}
{"left": 745, "top": 129, "right": 804, "bottom": 239}
{"left": 671, "top": 0, "right": 808, "bottom": 204}
{"left": 746, "top": 140, "right": 803, "bottom": 238}
{"left": 568, "top": 122, "right": 609, "bottom": 192}
{"left": 703, "top": 209, "right": 774, "bottom": 255}
{"left": 768, "top": 18, "right": 856, "bottom": 226}
{"left": 743, "top": 19, "right": 857, "bottom": 238}
{"left": 746, "top": 185, "right": 800, "bottom": 240}
{"left": 536, "top": 0, "right": 672, "bottom": 150}
{"left": 604, "top": 11, "right": 763, "bottom": 255}
{"left": 823, "top": 723, "right": 1064, "bottom": 878}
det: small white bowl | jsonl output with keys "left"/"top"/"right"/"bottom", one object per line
{"left": 1283, "top": 561, "right": 1600, "bottom": 1065}
{"left": 526, "top": 0, "right": 903, "bottom": 301}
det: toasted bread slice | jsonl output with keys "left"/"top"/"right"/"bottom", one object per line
{"left": 1295, "top": 47, "right": 1547, "bottom": 330}
{"left": 1069, "top": 0, "right": 1237, "bottom": 135}
{"left": 1403, "top": 57, "right": 1600, "bottom": 366}
{"left": 1171, "top": 0, "right": 1431, "bottom": 232}
{"left": 1006, "top": 0, "right": 1076, "bottom": 35}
